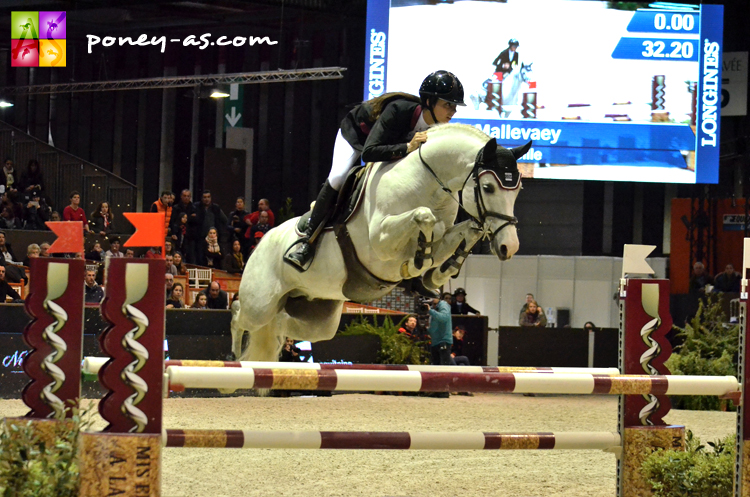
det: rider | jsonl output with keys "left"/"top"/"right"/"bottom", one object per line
{"left": 284, "top": 71, "right": 466, "bottom": 282}
{"left": 492, "top": 38, "right": 520, "bottom": 76}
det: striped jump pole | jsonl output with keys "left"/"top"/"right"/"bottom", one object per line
{"left": 166, "top": 366, "right": 740, "bottom": 396}
{"left": 163, "top": 429, "right": 622, "bottom": 451}
{"left": 82, "top": 356, "right": 620, "bottom": 376}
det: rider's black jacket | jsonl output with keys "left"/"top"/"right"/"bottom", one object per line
{"left": 339, "top": 94, "right": 423, "bottom": 163}
{"left": 492, "top": 48, "right": 519, "bottom": 74}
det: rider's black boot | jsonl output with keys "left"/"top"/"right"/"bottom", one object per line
{"left": 284, "top": 181, "right": 339, "bottom": 271}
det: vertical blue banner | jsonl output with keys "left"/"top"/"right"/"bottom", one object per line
{"left": 695, "top": 4, "right": 723, "bottom": 184}
{"left": 364, "top": 0, "right": 390, "bottom": 102}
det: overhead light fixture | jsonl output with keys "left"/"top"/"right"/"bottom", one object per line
{"left": 0, "top": 101, "right": 13, "bottom": 108}
{"left": 210, "top": 85, "right": 230, "bottom": 98}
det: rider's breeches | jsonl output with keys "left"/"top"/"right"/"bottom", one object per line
{"left": 327, "top": 130, "right": 361, "bottom": 191}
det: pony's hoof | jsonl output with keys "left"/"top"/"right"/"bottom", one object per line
{"left": 226, "top": 352, "right": 237, "bottom": 361}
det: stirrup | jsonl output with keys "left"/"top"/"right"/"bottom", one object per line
{"left": 283, "top": 238, "right": 315, "bottom": 272}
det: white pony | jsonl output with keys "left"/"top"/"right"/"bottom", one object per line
{"left": 500, "top": 62, "right": 533, "bottom": 118}
{"left": 231, "top": 123, "right": 530, "bottom": 362}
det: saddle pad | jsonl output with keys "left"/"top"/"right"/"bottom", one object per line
{"left": 296, "top": 165, "right": 370, "bottom": 234}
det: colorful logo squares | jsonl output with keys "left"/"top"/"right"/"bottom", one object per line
{"left": 10, "top": 11, "right": 67, "bottom": 67}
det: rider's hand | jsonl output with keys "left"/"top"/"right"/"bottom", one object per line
{"left": 406, "top": 132, "right": 428, "bottom": 154}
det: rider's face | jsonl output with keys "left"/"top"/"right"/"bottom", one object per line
{"left": 432, "top": 99, "right": 457, "bottom": 124}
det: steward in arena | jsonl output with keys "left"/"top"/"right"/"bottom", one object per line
{"left": 284, "top": 70, "right": 466, "bottom": 296}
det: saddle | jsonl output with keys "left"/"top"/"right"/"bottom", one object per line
{"left": 295, "top": 165, "right": 400, "bottom": 303}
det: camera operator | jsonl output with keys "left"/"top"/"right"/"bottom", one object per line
{"left": 424, "top": 295, "right": 453, "bottom": 398}
{"left": 23, "top": 190, "right": 50, "bottom": 231}
{"left": 280, "top": 337, "right": 303, "bottom": 362}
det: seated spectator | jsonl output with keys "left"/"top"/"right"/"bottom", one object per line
{"left": 124, "top": 248, "right": 135, "bottom": 258}
{"left": 519, "top": 293, "right": 542, "bottom": 321}
{"left": 144, "top": 246, "right": 161, "bottom": 259}
{"left": 166, "top": 282, "right": 185, "bottom": 309}
{"left": 19, "top": 159, "right": 45, "bottom": 198}
{"left": 2, "top": 158, "right": 17, "bottom": 194}
{"left": 0, "top": 257, "right": 27, "bottom": 286}
{"left": 243, "top": 198, "right": 275, "bottom": 229}
{"left": 0, "top": 231, "right": 17, "bottom": 262}
{"left": 223, "top": 240, "right": 244, "bottom": 275}
{"left": 0, "top": 264, "right": 22, "bottom": 302}
{"left": 165, "top": 273, "right": 174, "bottom": 299}
{"left": 22, "top": 191, "right": 50, "bottom": 230}
{"left": 50, "top": 211, "right": 61, "bottom": 222}
{"left": 173, "top": 251, "right": 187, "bottom": 275}
{"left": 89, "top": 201, "right": 115, "bottom": 240}
{"left": 62, "top": 191, "right": 91, "bottom": 234}
{"left": 1, "top": 191, "right": 24, "bottom": 221}
{"left": 203, "top": 227, "right": 222, "bottom": 268}
{"left": 104, "top": 238, "right": 124, "bottom": 258}
{"left": 246, "top": 210, "right": 272, "bottom": 241}
{"left": 200, "top": 281, "right": 228, "bottom": 310}
{"left": 165, "top": 254, "right": 178, "bottom": 276}
{"left": 164, "top": 239, "right": 174, "bottom": 257}
{"left": 0, "top": 204, "right": 22, "bottom": 229}
{"left": 714, "top": 264, "right": 741, "bottom": 293}
{"left": 22, "top": 243, "right": 40, "bottom": 267}
{"left": 451, "top": 288, "right": 480, "bottom": 315}
{"left": 519, "top": 300, "right": 547, "bottom": 327}
{"left": 85, "top": 242, "right": 104, "bottom": 262}
{"left": 451, "top": 326, "right": 470, "bottom": 366}
{"left": 190, "top": 293, "right": 208, "bottom": 309}
{"left": 583, "top": 321, "right": 596, "bottom": 332}
{"left": 228, "top": 197, "right": 249, "bottom": 245}
{"left": 39, "top": 242, "right": 50, "bottom": 257}
{"left": 280, "top": 337, "right": 302, "bottom": 362}
{"left": 398, "top": 315, "right": 420, "bottom": 340}
{"left": 689, "top": 262, "right": 713, "bottom": 294}
{"left": 84, "top": 269, "right": 104, "bottom": 304}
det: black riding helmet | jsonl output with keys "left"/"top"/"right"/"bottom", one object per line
{"left": 508, "top": 38, "right": 519, "bottom": 47}
{"left": 419, "top": 71, "right": 466, "bottom": 123}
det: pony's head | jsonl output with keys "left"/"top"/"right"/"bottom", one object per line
{"left": 462, "top": 138, "right": 531, "bottom": 260}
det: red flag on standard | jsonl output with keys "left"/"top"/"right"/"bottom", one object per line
{"left": 45, "top": 221, "right": 84, "bottom": 254}
{"left": 123, "top": 213, "right": 164, "bottom": 256}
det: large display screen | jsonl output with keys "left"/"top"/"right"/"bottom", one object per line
{"left": 365, "top": 0, "right": 723, "bottom": 184}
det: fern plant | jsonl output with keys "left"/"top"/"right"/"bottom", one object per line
{"left": 666, "top": 293, "right": 739, "bottom": 410}
{"left": 275, "top": 197, "right": 296, "bottom": 225}
{"left": 339, "top": 315, "right": 429, "bottom": 365}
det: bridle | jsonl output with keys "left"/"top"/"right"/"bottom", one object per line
{"left": 418, "top": 144, "right": 519, "bottom": 243}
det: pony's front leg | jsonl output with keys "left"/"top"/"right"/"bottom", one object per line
{"left": 369, "top": 207, "right": 437, "bottom": 276}
{"left": 423, "top": 220, "right": 484, "bottom": 289}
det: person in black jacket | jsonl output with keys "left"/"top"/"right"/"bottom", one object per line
{"left": 492, "top": 38, "right": 520, "bottom": 76}
{"left": 0, "top": 265, "right": 22, "bottom": 302}
{"left": 284, "top": 70, "right": 466, "bottom": 276}
{"left": 451, "top": 288, "right": 480, "bottom": 315}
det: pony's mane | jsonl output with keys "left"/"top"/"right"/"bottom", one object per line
{"left": 426, "top": 122, "right": 490, "bottom": 141}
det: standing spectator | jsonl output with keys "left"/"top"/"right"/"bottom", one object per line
{"left": 0, "top": 231, "right": 17, "bottom": 262}
{"left": 427, "top": 297, "right": 452, "bottom": 398}
{"left": 583, "top": 322, "right": 596, "bottom": 332}
{"left": 398, "top": 315, "right": 420, "bottom": 340}
{"left": 200, "top": 281, "right": 229, "bottom": 310}
{"left": 451, "top": 288, "right": 480, "bottom": 315}
{"left": 22, "top": 243, "right": 40, "bottom": 266}
{"left": 1, "top": 158, "right": 17, "bottom": 193}
{"left": 84, "top": 269, "right": 104, "bottom": 304}
{"left": 150, "top": 190, "right": 173, "bottom": 239}
{"left": 170, "top": 190, "right": 199, "bottom": 263}
{"left": 228, "top": 197, "right": 249, "bottom": 246}
{"left": 166, "top": 282, "right": 185, "bottom": 309}
{"left": 23, "top": 191, "right": 50, "bottom": 230}
{"left": 223, "top": 239, "right": 244, "bottom": 275}
{"left": 243, "top": 198, "right": 275, "bottom": 228}
{"left": 0, "top": 265, "right": 22, "bottom": 302}
{"left": 195, "top": 191, "right": 227, "bottom": 265}
{"left": 714, "top": 264, "right": 741, "bottom": 293}
{"left": 173, "top": 251, "right": 187, "bottom": 276}
{"left": 39, "top": 242, "right": 50, "bottom": 258}
{"left": 89, "top": 201, "right": 115, "bottom": 240}
{"left": 62, "top": 191, "right": 91, "bottom": 234}
{"left": 203, "top": 227, "right": 222, "bottom": 268}
{"left": 689, "top": 262, "right": 713, "bottom": 294}
{"left": 520, "top": 300, "right": 547, "bottom": 327}
{"left": 165, "top": 254, "right": 178, "bottom": 276}
{"left": 19, "top": 160, "right": 45, "bottom": 198}
{"left": 104, "top": 238, "right": 124, "bottom": 258}
{"left": 451, "top": 326, "right": 471, "bottom": 366}
{"left": 246, "top": 210, "right": 272, "bottom": 256}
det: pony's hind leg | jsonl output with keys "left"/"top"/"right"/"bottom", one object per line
{"left": 240, "top": 324, "right": 285, "bottom": 362}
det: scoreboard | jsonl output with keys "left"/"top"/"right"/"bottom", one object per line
{"left": 365, "top": 0, "right": 724, "bottom": 184}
